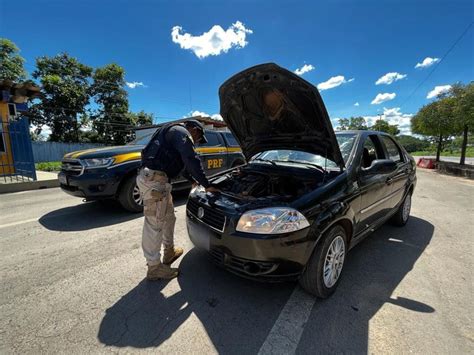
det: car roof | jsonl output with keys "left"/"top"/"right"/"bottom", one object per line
{"left": 335, "top": 130, "right": 391, "bottom": 136}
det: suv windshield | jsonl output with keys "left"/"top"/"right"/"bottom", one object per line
{"left": 252, "top": 133, "right": 356, "bottom": 168}
{"left": 128, "top": 132, "right": 155, "bottom": 146}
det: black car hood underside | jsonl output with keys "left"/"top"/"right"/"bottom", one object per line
{"left": 219, "top": 63, "right": 344, "bottom": 168}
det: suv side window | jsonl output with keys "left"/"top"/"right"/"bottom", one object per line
{"left": 380, "top": 136, "right": 403, "bottom": 163}
{"left": 361, "top": 135, "right": 384, "bottom": 168}
{"left": 224, "top": 132, "right": 239, "bottom": 147}
{"left": 200, "top": 131, "right": 223, "bottom": 147}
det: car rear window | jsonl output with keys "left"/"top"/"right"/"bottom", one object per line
{"left": 200, "top": 131, "right": 223, "bottom": 147}
{"left": 224, "top": 132, "right": 239, "bottom": 147}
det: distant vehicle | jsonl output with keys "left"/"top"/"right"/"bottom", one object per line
{"left": 186, "top": 63, "right": 417, "bottom": 298}
{"left": 58, "top": 129, "right": 245, "bottom": 212}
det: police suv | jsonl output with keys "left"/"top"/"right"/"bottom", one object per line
{"left": 58, "top": 128, "right": 245, "bottom": 212}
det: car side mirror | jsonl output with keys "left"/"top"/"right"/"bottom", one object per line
{"left": 362, "top": 159, "right": 396, "bottom": 175}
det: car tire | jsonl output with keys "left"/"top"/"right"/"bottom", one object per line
{"left": 118, "top": 175, "right": 143, "bottom": 213}
{"left": 390, "top": 192, "right": 411, "bottom": 227}
{"left": 299, "top": 225, "right": 347, "bottom": 298}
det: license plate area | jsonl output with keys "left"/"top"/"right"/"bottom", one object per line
{"left": 187, "top": 216, "right": 214, "bottom": 251}
{"left": 58, "top": 173, "right": 68, "bottom": 185}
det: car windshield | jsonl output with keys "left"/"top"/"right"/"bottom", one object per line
{"left": 252, "top": 133, "right": 356, "bottom": 169}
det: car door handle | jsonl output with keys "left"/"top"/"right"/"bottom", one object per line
{"left": 386, "top": 177, "right": 393, "bottom": 185}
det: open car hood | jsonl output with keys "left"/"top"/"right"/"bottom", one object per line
{"left": 219, "top": 63, "right": 344, "bottom": 168}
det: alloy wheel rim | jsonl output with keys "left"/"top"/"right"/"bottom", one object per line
{"left": 323, "top": 235, "right": 346, "bottom": 288}
{"left": 402, "top": 195, "right": 411, "bottom": 222}
{"left": 133, "top": 185, "right": 143, "bottom": 206}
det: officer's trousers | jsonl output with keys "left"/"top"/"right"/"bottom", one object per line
{"left": 136, "top": 168, "right": 176, "bottom": 266}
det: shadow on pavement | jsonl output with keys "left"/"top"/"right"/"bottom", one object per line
{"left": 38, "top": 191, "right": 190, "bottom": 232}
{"left": 98, "top": 216, "right": 434, "bottom": 353}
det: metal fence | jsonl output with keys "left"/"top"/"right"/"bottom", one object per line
{"left": 32, "top": 142, "right": 105, "bottom": 162}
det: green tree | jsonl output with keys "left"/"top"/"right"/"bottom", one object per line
{"left": 395, "top": 135, "right": 430, "bottom": 153}
{"left": 348, "top": 116, "right": 368, "bottom": 130}
{"left": 337, "top": 116, "right": 367, "bottom": 130}
{"left": 29, "top": 53, "right": 92, "bottom": 142}
{"left": 411, "top": 98, "right": 456, "bottom": 161}
{"left": 337, "top": 118, "right": 349, "bottom": 130}
{"left": 128, "top": 110, "right": 153, "bottom": 126}
{"left": 450, "top": 83, "right": 474, "bottom": 165}
{"left": 371, "top": 119, "right": 400, "bottom": 136}
{"left": 90, "top": 63, "right": 131, "bottom": 144}
{"left": 0, "top": 38, "right": 27, "bottom": 82}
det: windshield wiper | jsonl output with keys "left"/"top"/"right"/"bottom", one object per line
{"left": 272, "top": 160, "right": 326, "bottom": 172}
{"left": 252, "top": 158, "right": 276, "bottom": 166}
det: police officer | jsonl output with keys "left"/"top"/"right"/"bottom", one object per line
{"left": 137, "top": 120, "right": 219, "bottom": 280}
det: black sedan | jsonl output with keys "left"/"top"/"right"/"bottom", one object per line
{"left": 186, "top": 63, "right": 416, "bottom": 298}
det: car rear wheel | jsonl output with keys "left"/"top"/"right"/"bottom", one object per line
{"left": 299, "top": 225, "right": 347, "bottom": 298}
{"left": 391, "top": 192, "right": 411, "bottom": 227}
{"left": 118, "top": 175, "right": 144, "bottom": 213}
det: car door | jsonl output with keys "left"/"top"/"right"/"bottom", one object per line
{"left": 379, "top": 135, "right": 411, "bottom": 210}
{"left": 197, "top": 131, "right": 227, "bottom": 175}
{"left": 355, "top": 134, "right": 395, "bottom": 234}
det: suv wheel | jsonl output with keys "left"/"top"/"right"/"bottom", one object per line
{"left": 299, "top": 225, "right": 347, "bottom": 298}
{"left": 118, "top": 176, "right": 143, "bottom": 213}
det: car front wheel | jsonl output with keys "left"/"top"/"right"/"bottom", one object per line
{"left": 299, "top": 225, "right": 347, "bottom": 298}
{"left": 118, "top": 175, "right": 144, "bottom": 213}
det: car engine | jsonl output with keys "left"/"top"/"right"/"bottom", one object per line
{"left": 212, "top": 167, "right": 325, "bottom": 200}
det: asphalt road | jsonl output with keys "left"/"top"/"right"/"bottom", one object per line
{"left": 0, "top": 169, "right": 473, "bottom": 354}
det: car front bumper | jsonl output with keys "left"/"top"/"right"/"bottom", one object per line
{"left": 186, "top": 208, "right": 315, "bottom": 281}
{"left": 58, "top": 170, "right": 121, "bottom": 200}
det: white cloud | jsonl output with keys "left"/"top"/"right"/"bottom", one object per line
{"left": 375, "top": 72, "right": 407, "bottom": 85}
{"left": 363, "top": 107, "right": 413, "bottom": 135}
{"left": 126, "top": 81, "right": 146, "bottom": 89}
{"left": 415, "top": 57, "right": 440, "bottom": 69}
{"left": 426, "top": 85, "right": 452, "bottom": 99}
{"left": 190, "top": 110, "right": 223, "bottom": 121}
{"left": 371, "top": 92, "right": 396, "bottom": 105}
{"left": 354, "top": 102, "right": 360, "bottom": 106}
{"left": 317, "top": 75, "right": 354, "bottom": 91}
{"left": 294, "top": 64, "right": 315, "bottom": 76}
{"left": 171, "top": 21, "right": 253, "bottom": 59}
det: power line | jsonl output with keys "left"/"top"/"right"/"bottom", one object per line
{"left": 400, "top": 21, "right": 473, "bottom": 108}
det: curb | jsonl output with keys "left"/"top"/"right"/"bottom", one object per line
{"left": 0, "top": 179, "right": 59, "bottom": 194}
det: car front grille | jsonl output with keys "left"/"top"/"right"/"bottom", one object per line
{"left": 61, "top": 159, "right": 84, "bottom": 176}
{"left": 209, "top": 248, "right": 278, "bottom": 276}
{"left": 187, "top": 199, "right": 226, "bottom": 232}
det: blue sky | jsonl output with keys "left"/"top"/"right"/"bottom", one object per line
{"left": 1, "top": 0, "right": 473, "bottom": 134}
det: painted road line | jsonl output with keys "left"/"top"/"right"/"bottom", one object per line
{"left": 258, "top": 287, "right": 316, "bottom": 355}
{"left": 0, "top": 217, "right": 40, "bottom": 229}
{"left": 0, "top": 210, "right": 84, "bottom": 230}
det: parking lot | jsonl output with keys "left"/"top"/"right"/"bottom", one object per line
{"left": 0, "top": 169, "right": 472, "bottom": 354}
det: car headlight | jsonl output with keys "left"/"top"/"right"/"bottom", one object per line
{"left": 236, "top": 207, "right": 310, "bottom": 234}
{"left": 81, "top": 158, "right": 115, "bottom": 168}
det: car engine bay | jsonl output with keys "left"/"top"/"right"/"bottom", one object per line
{"left": 211, "top": 165, "right": 338, "bottom": 201}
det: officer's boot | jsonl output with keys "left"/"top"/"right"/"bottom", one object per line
{"left": 146, "top": 263, "right": 179, "bottom": 281}
{"left": 163, "top": 246, "right": 184, "bottom": 265}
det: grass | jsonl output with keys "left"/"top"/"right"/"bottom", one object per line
{"left": 35, "top": 161, "right": 62, "bottom": 172}
{"left": 411, "top": 147, "right": 474, "bottom": 158}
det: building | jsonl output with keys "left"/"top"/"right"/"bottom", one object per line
{"left": 0, "top": 80, "right": 40, "bottom": 181}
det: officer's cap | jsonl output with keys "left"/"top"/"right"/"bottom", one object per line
{"left": 185, "top": 120, "right": 208, "bottom": 144}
